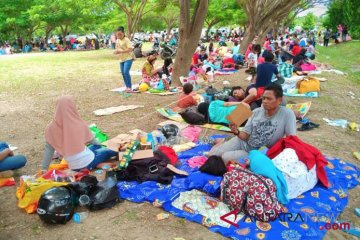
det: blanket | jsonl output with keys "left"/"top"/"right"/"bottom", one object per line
{"left": 110, "top": 84, "right": 140, "bottom": 92}
{"left": 117, "top": 141, "right": 359, "bottom": 240}
{"left": 157, "top": 108, "right": 232, "bottom": 132}
{"left": 284, "top": 91, "right": 319, "bottom": 98}
{"left": 93, "top": 105, "right": 144, "bottom": 116}
{"left": 286, "top": 102, "right": 311, "bottom": 119}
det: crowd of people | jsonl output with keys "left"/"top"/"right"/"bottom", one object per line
{"left": 0, "top": 34, "right": 105, "bottom": 55}
{"left": 1, "top": 23, "right": 357, "bottom": 238}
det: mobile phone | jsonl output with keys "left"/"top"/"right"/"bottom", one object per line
{"left": 149, "top": 165, "right": 158, "bottom": 173}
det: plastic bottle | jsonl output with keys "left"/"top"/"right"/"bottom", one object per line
{"left": 154, "top": 129, "right": 166, "bottom": 145}
{"left": 146, "top": 132, "right": 156, "bottom": 151}
{"left": 72, "top": 212, "right": 89, "bottom": 223}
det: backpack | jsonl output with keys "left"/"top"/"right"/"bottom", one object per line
{"left": 114, "top": 150, "right": 176, "bottom": 184}
{"left": 179, "top": 106, "right": 206, "bottom": 125}
{"left": 221, "top": 168, "right": 283, "bottom": 222}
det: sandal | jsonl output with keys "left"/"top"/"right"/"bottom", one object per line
{"left": 297, "top": 122, "right": 316, "bottom": 131}
{"left": 309, "top": 122, "right": 320, "bottom": 128}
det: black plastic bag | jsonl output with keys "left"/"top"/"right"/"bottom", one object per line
{"left": 199, "top": 155, "right": 227, "bottom": 176}
{"left": 88, "top": 176, "right": 120, "bottom": 211}
{"left": 68, "top": 175, "right": 98, "bottom": 196}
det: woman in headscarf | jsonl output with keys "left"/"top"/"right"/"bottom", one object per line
{"left": 41, "top": 96, "right": 117, "bottom": 171}
{"left": 114, "top": 26, "right": 134, "bottom": 93}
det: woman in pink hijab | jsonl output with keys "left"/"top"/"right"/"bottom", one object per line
{"left": 41, "top": 96, "right": 117, "bottom": 171}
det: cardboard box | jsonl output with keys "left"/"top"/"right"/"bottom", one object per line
{"left": 118, "top": 150, "right": 154, "bottom": 160}
{"left": 226, "top": 104, "right": 252, "bottom": 127}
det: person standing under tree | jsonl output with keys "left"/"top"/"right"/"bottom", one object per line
{"left": 114, "top": 26, "right": 134, "bottom": 93}
{"left": 342, "top": 26, "right": 348, "bottom": 42}
{"left": 323, "top": 29, "right": 331, "bottom": 47}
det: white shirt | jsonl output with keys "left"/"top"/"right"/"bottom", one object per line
{"left": 65, "top": 147, "right": 94, "bottom": 169}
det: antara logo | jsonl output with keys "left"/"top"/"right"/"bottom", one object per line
{"left": 220, "top": 211, "right": 306, "bottom": 227}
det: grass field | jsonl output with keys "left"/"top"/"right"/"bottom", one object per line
{"left": 316, "top": 41, "right": 360, "bottom": 84}
{"left": 0, "top": 41, "right": 359, "bottom": 240}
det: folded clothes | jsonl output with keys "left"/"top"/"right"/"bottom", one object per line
{"left": 187, "top": 156, "right": 207, "bottom": 168}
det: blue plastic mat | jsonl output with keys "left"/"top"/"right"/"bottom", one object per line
{"left": 117, "top": 141, "right": 359, "bottom": 240}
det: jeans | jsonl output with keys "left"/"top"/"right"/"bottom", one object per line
{"left": 232, "top": 54, "right": 244, "bottom": 64}
{"left": 120, "top": 59, "right": 133, "bottom": 89}
{"left": 0, "top": 142, "right": 27, "bottom": 171}
{"left": 324, "top": 39, "right": 329, "bottom": 47}
{"left": 86, "top": 145, "right": 118, "bottom": 170}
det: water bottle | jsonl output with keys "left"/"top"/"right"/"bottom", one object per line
{"left": 146, "top": 132, "right": 155, "bottom": 151}
{"left": 154, "top": 129, "right": 166, "bottom": 145}
{"left": 72, "top": 211, "right": 89, "bottom": 223}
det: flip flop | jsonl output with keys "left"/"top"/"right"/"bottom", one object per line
{"left": 309, "top": 122, "right": 320, "bottom": 128}
{"left": 297, "top": 122, "right": 316, "bottom": 131}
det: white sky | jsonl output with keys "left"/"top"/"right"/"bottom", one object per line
{"left": 298, "top": 4, "right": 328, "bottom": 17}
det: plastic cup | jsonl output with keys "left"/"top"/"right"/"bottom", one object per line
{"left": 79, "top": 195, "right": 90, "bottom": 206}
{"left": 140, "top": 136, "right": 147, "bottom": 144}
{"left": 72, "top": 212, "right": 89, "bottom": 223}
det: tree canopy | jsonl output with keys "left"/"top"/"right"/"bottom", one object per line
{"left": 322, "top": 0, "right": 360, "bottom": 38}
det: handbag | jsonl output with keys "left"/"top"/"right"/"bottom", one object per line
{"left": 300, "top": 62, "right": 316, "bottom": 71}
{"left": 296, "top": 77, "right": 320, "bottom": 94}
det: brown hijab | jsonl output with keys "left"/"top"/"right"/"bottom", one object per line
{"left": 45, "top": 96, "right": 93, "bottom": 156}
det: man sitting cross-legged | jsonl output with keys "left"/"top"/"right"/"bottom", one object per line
{"left": 209, "top": 84, "right": 296, "bottom": 163}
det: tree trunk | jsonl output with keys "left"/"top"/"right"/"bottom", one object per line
{"left": 127, "top": 15, "right": 133, "bottom": 39}
{"left": 166, "top": 25, "right": 172, "bottom": 40}
{"left": 114, "top": 0, "right": 148, "bottom": 40}
{"left": 240, "top": 22, "right": 255, "bottom": 54}
{"left": 205, "top": 19, "right": 218, "bottom": 40}
{"left": 238, "top": 0, "right": 302, "bottom": 53}
{"left": 60, "top": 25, "right": 68, "bottom": 42}
{"left": 171, "top": 0, "right": 209, "bottom": 86}
{"left": 44, "top": 25, "right": 53, "bottom": 44}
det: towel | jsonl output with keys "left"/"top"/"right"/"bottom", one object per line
{"left": 248, "top": 150, "right": 289, "bottom": 204}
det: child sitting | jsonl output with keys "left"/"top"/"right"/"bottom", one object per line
{"left": 245, "top": 44, "right": 261, "bottom": 83}
{"left": 243, "top": 52, "right": 282, "bottom": 104}
{"left": 177, "top": 83, "right": 198, "bottom": 109}
{"left": 278, "top": 56, "right": 294, "bottom": 78}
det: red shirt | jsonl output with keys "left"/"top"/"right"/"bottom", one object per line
{"left": 177, "top": 93, "right": 197, "bottom": 108}
{"left": 192, "top": 53, "right": 199, "bottom": 65}
{"left": 292, "top": 45, "right": 302, "bottom": 56}
{"left": 267, "top": 135, "right": 329, "bottom": 188}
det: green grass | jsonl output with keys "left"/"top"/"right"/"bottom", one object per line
{"left": 316, "top": 41, "right": 360, "bottom": 84}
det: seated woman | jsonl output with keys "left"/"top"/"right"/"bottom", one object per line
{"left": 198, "top": 48, "right": 208, "bottom": 65}
{"left": 0, "top": 142, "right": 27, "bottom": 177}
{"left": 142, "top": 54, "right": 162, "bottom": 88}
{"left": 197, "top": 100, "right": 248, "bottom": 126}
{"left": 41, "top": 96, "right": 118, "bottom": 172}
{"left": 291, "top": 39, "right": 302, "bottom": 56}
{"left": 159, "top": 58, "right": 173, "bottom": 84}
{"left": 305, "top": 40, "right": 315, "bottom": 60}
{"left": 293, "top": 48, "right": 308, "bottom": 71}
